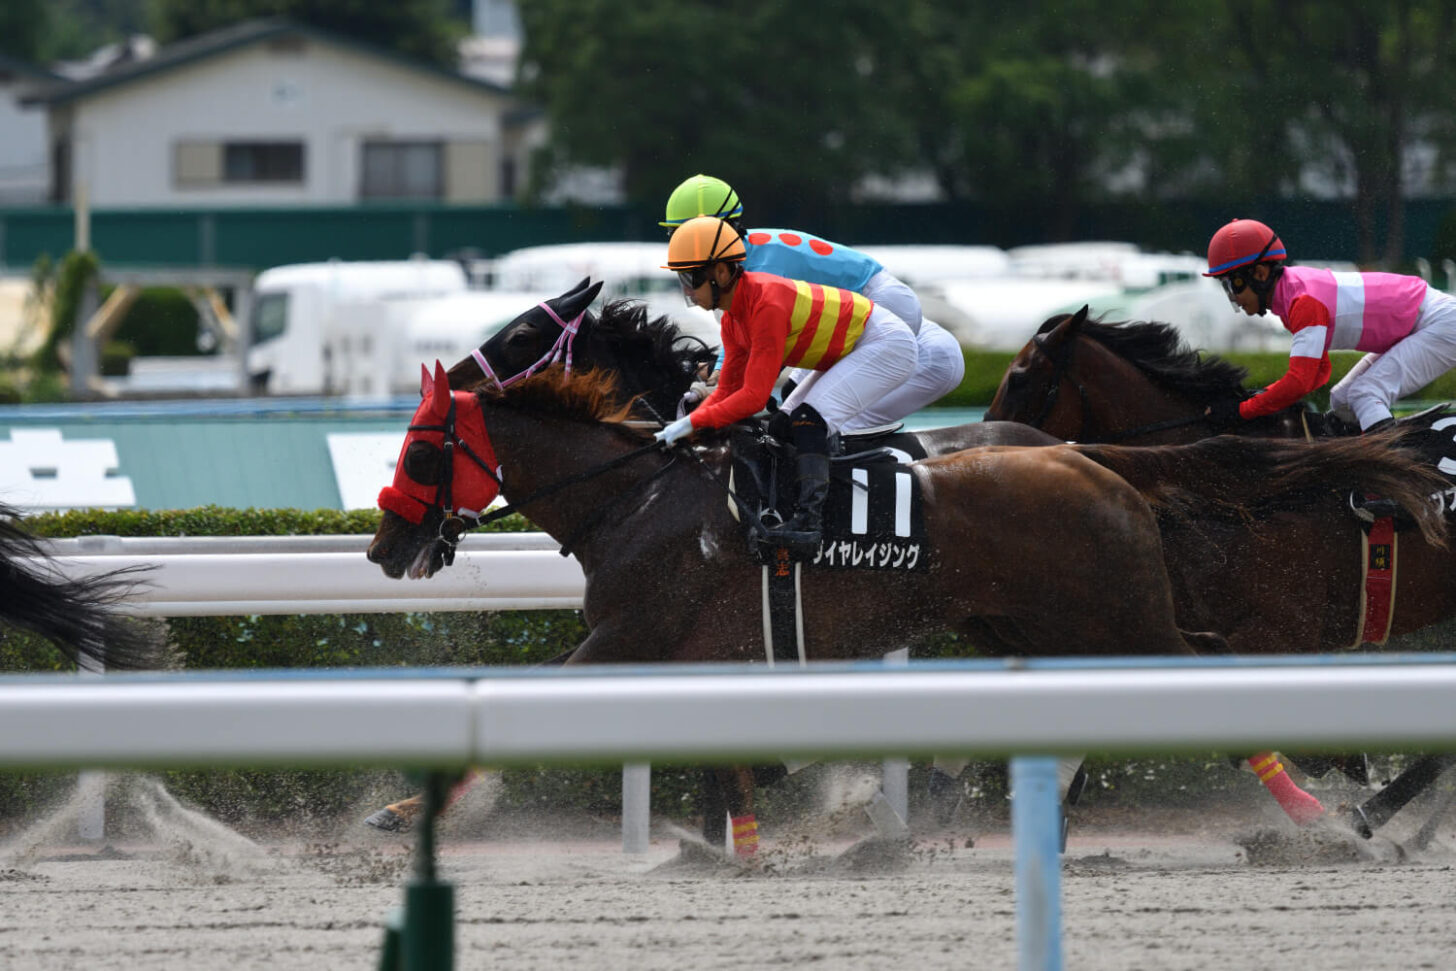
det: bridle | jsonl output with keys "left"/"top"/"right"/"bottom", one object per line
{"left": 471, "top": 302, "right": 586, "bottom": 391}
{"left": 1023, "top": 332, "right": 1213, "bottom": 443}
{"left": 403, "top": 391, "right": 677, "bottom": 565}
{"left": 403, "top": 394, "right": 504, "bottom": 564}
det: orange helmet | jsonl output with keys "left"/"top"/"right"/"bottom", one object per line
{"left": 663, "top": 216, "right": 747, "bottom": 271}
{"left": 1204, "top": 218, "right": 1287, "bottom": 277}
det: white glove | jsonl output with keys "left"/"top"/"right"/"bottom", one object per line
{"left": 654, "top": 416, "right": 695, "bottom": 446}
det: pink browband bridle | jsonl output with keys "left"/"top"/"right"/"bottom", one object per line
{"left": 471, "top": 302, "right": 585, "bottom": 390}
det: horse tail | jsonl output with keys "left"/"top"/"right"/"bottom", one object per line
{"left": 0, "top": 505, "right": 162, "bottom": 670}
{"left": 1074, "top": 432, "right": 1449, "bottom": 546}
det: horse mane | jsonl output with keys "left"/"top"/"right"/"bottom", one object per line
{"left": 0, "top": 504, "right": 161, "bottom": 670}
{"left": 484, "top": 365, "right": 638, "bottom": 425}
{"left": 590, "top": 298, "right": 717, "bottom": 389}
{"left": 1074, "top": 434, "right": 1449, "bottom": 545}
{"left": 1043, "top": 315, "right": 1250, "bottom": 404}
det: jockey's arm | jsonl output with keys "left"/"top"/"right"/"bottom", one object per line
{"left": 1240, "top": 295, "right": 1334, "bottom": 419}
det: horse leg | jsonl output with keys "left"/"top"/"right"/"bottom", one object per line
{"left": 711, "top": 765, "right": 759, "bottom": 858}
{"left": 365, "top": 768, "right": 484, "bottom": 832}
{"left": 698, "top": 769, "right": 728, "bottom": 848}
{"left": 1351, "top": 753, "right": 1456, "bottom": 838}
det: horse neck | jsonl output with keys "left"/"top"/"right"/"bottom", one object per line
{"left": 1069, "top": 338, "right": 1207, "bottom": 444}
{"left": 482, "top": 405, "right": 669, "bottom": 548}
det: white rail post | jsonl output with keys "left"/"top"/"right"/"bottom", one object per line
{"left": 75, "top": 655, "right": 105, "bottom": 842}
{"left": 621, "top": 762, "right": 651, "bottom": 854}
{"left": 1012, "top": 755, "right": 1063, "bottom": 971}
{"left": 881, "top": 648, "right": 910, "bottom": 824}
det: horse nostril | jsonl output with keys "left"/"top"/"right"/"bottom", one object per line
{"left": 366, "top": 542, "right": 385, "bottom": 563}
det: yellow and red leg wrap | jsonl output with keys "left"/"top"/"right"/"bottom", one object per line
{"left": 731, "top": 814, "right": 759, "bottom": 857}
{"left": 1248, "top": 752, "right": 1324, "bottom": 825}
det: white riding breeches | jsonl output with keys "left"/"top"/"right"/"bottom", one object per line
{"left": 781, "top": 305, "right": 919, "bottom": 434}
{"left": 862, "top": 270, "right": 924, "bottom": 335}
{"left": 843, "top": 318, "right": 965, "bottom": 430}
{"left": 1330, "top": 287, "right": 1456, "bottom": 429}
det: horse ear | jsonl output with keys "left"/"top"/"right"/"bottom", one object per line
{"left": 428, "top": 360, "right": 452, "bottom": 416}
{"left": 554, "top": 278, "right": 605, "bottom": 319}
{"left": 420, "top": 362, "right": 433, "bottom": 399}
{"left": 1038, "top": 306, "right": 1088, "bottom": 350}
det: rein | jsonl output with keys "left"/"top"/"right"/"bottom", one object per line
{"left": 408, "top": 392, "right": 674, "bottom": 563}
{"left": 471, "top": 302, "right": 585, "bottom": 391}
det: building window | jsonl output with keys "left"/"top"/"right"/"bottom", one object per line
{"left": 224, "top": 142, "right": 305, "bottom": 183}
{"left": 361, "top": 141, "right": 443, "bottom": 199}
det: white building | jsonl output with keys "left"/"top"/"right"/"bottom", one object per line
{"left": 0, "top": 54, "right": 58, "bottom": 204}
{"left": 24, "top": 18, "right": 541, "bottom": 208}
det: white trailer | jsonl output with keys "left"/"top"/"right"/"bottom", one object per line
{"left": 246, "top": 258, "right": 470, "bottom": 395}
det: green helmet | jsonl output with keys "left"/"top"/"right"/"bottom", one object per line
{"left": 660, "top": 174, "right": 744, "bottom": 228}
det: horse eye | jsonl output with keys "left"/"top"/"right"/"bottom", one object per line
{"left": 403, "top": 441, "right": 444, "bottom": 485}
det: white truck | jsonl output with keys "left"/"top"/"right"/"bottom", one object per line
{"left": 246, "top": 252, "right": 723, "bottom": 396}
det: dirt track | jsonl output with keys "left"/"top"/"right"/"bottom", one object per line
{"left": 2, "top": 777, "right": 1454, "bottom": 970}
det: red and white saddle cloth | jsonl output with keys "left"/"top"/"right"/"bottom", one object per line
{"left": 1353, "top": 515, "right": 1397, "bottom": 647}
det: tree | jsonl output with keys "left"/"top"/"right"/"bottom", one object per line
{"left": 1155, "top": 0, "right": 1456, "bottom": 265}
{"left": 149, "top": 0, "right": 468, "bottom": 68}
{"left": 515, "top": 0, "right": 920, "bottom": 216}
{"left": 0, "top": 0, "right": 50, "bottom": 63}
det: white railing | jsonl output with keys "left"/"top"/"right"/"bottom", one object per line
{"left": 28, "top": 534, "right": 908, "bottom": 849}
{"left": 34, "top": 533, "right": 585, "bottom": 614}
{"left": 4, "top": 657, "right": 1456, "bottom": 971}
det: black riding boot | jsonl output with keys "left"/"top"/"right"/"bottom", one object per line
{"left": 767, "top": 403, "right": 830, "bottom": 556}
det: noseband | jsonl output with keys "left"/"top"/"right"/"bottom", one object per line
{"left": 471, "top": 302, "right": 586, "bottom": 391}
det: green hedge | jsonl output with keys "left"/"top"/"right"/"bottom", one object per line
{"left": 945, "top": 347, "right": 1456, "bottom": 409}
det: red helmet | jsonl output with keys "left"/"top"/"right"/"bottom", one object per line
{"left": 1204, "top": 219, "right": 1287, "bottom": 277}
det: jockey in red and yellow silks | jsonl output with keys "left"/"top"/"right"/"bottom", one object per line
{"left": 653, "top": 216, "right": 918, "bottom": 555}
{"left": 689, "top": 272, "right": 872, "bottom": 429}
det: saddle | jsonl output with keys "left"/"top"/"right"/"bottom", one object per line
{"left": 726, "top": 419, "right": 929, "bottom": 571}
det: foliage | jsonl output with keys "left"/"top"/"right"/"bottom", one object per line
{"left": 148, "top": 0, "right": 468, "bottom": 68}
{"left": 516, "top": 0, "right": 919, "bottom": 215}
{"left": 34, "top": 249, "right": 99, "bottom": 372}
{"left": 112, "top": 287, "right": 203, "bottom": 357}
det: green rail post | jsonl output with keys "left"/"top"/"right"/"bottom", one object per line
{"left": 379, "top": 770, "right": 456, "bottom": 971}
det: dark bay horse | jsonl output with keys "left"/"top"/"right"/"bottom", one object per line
{"left": 0, "top": 502, "right": 159, "bottom": 670}
{"left": 367, "top": 362, "right": 1445, "bottom": 852}
{"left": 986, "top": 309, "right": 1456, "bottom": 838}
{"left": 985, "top": 306, "right": 1456, "bottom": 653}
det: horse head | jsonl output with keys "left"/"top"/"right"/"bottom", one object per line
{"left": 450, "top": 278, "right": 717, "bottom": 422}
{"left": 985, "top": 305, "right": 1091, "bottom": 432}
{"left": 371, "top": 361, "right": 502, "bottom": 579}
{"left": 450, "top": 277, "right": 605, "bottom": 392}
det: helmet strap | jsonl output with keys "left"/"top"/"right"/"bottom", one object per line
{"left": 1250, "top": 262, "right": 1282, "bottom": 314}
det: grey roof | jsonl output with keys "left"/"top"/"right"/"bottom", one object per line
{"left": 23, "top": 17, "right": 512, "bottom": 107}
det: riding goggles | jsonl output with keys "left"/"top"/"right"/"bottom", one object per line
{"left": 677, "top": 267, "right": 713, "bottom": 290}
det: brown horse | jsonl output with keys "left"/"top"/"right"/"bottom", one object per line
{"left": 986, "top": 305, "right": 1313, "bottom": 444}
{"left": 986, "top": 308, "right": 1456, "bottom": 836}
{"left": 369, "top": 280, "right": 1055, "bottom": 840}
{"left": 367, "top": 362, "right": 1445, "bottom": 852}
{"left": 985, "top": 307, "right": 1456, "bottom": 653}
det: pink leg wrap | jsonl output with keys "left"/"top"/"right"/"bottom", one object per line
{"left": 1248, "top": 752, "right": 1324, "bottom": 824}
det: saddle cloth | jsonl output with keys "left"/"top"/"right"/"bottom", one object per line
{"left": 727, "top": 426, "right": 930, "bottom": 572}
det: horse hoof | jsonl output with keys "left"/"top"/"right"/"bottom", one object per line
{"left": 365, "top": 807, "right": 411, "bottom": 832}
{"left": 1350, "top": 805, "right": 1374, "bottom": 840}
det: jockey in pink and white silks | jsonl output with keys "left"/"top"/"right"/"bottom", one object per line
{"left": 1203, "top": 218, "right": 1456, "bottom": 432}
{"left": 662, "top": 174, "right": 964, "bottom": 431}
